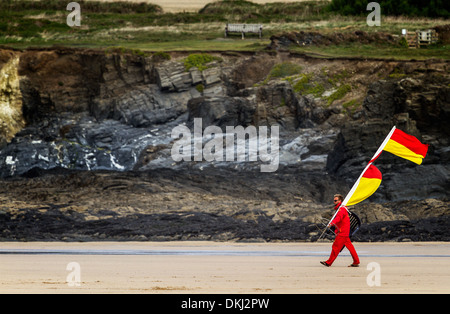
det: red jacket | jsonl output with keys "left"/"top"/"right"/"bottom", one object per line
{"left": 330, "top": 203, "right": 350, "bottom": 237}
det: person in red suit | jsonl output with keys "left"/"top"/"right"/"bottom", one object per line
{"left": 320, "top": 194, "right": 360, "bottom": 267}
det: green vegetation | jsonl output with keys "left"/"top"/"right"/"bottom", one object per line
{"left": 151, "top": 51, "right": 171, "bottom": 62}
{"left": 326, "top": 84, "right": 352, "bottom": 105}
{"left": 289, "top": 43, "right": 450, "bottom": 60}
{"left": 195, "top": 83, "right": 205, "bottom": 93}
{"left": 0, "top": 0, "right": 331, "bottom": 45}
{"left": 267, "top": 62, "right": 303, "bottom": 80}
{"left": 327, "top": 70, "right": 351, "bottom": 86}
{"left": 104, "top": 46, "right": 151, "bottom": 57}
{"left": 342, "top": 99, "right": 360, "bottom": 115}
{"left": 200, "top": 0, "right": 332, "bottom": 22}
{"left": 183, "top": 53, "right": 223, "bottom": 71}
{"left": 388, "top": 67, "right": 407, "bottom": 79}
{"left": 291, "top": 74, "right": 313, "bottom": 93}
{"left": 0, "top": 0, "right": 162, "bottom": 13}
{"left": 0, "top": 0, "right": 448, "bottom": 60}
{"left": 263, "top": 64, "right": 358, "bottom": 108}
{"left": 305, "top": 83, "right": 326, "bottom": 97}
{"left": 258, "top": 62, "right": 304, "bottom": 86}
{"left": 329, "top": 0, "right": 449, "bottom": 18}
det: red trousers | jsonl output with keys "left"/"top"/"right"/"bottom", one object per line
{"left": 326, "top": 235, "right": 360, "bottom": 266}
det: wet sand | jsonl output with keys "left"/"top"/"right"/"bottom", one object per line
{"left": 0, "top": 241, "right": 449, "bottom": 294}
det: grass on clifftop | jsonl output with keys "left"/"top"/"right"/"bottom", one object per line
{"left": 0, "top": 0, "right": 449, "bottom": 60}
{"left": 184, "top": 53, "right": 223, "bottom": 71}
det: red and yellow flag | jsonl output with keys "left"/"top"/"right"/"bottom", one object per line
{"left": 346, "top": 164, "right": 382, "bottom": 206}
{"left": 344, "top": 127, "right": 428, "bottom": 207}
{"left": 383, "top": 128, "right": 429, "bottom": 165}
{"left": 324, "top": 127, "right": 429, "bottom": 238}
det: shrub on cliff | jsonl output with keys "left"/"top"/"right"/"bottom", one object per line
{"left": 183, "top": 53, "right": 222, "bottom": 71}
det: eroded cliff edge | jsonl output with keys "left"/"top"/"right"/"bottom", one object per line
{"left": 0, "top": 47, "right": 449, "bottom": 241}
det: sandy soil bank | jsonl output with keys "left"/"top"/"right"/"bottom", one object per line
{"left": 0, "top": 241, "right": 449, "bottom": 294}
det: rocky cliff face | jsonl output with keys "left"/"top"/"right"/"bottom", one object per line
{"left": 0, "top": 47, "right": 449, "bottom": 241}
{"left": 0, "top": 51, "right": 25, "bottom": 146}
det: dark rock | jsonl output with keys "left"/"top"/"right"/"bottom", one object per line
{"left": 187, "top": 96, "right": 256, "bottom": 129}
{"left": 155, "top": 61, "right": 191, "bottom": 92}
{"left": 268, "top": 30, "right": 398, "bottom": 50}
{"left": 0, "top": 47, "right": 449, "bottom": 242}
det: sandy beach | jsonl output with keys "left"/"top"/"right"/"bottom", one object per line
{"left": 0, "top": 241, "right": 449, "bottom": 294}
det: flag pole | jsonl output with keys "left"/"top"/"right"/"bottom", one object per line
{"left": 318, "top": 126, "right": 396, "bottom": 241}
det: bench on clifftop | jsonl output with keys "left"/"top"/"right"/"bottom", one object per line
{"left": 225, "top": 23, "right": 263, "bottom": 39}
